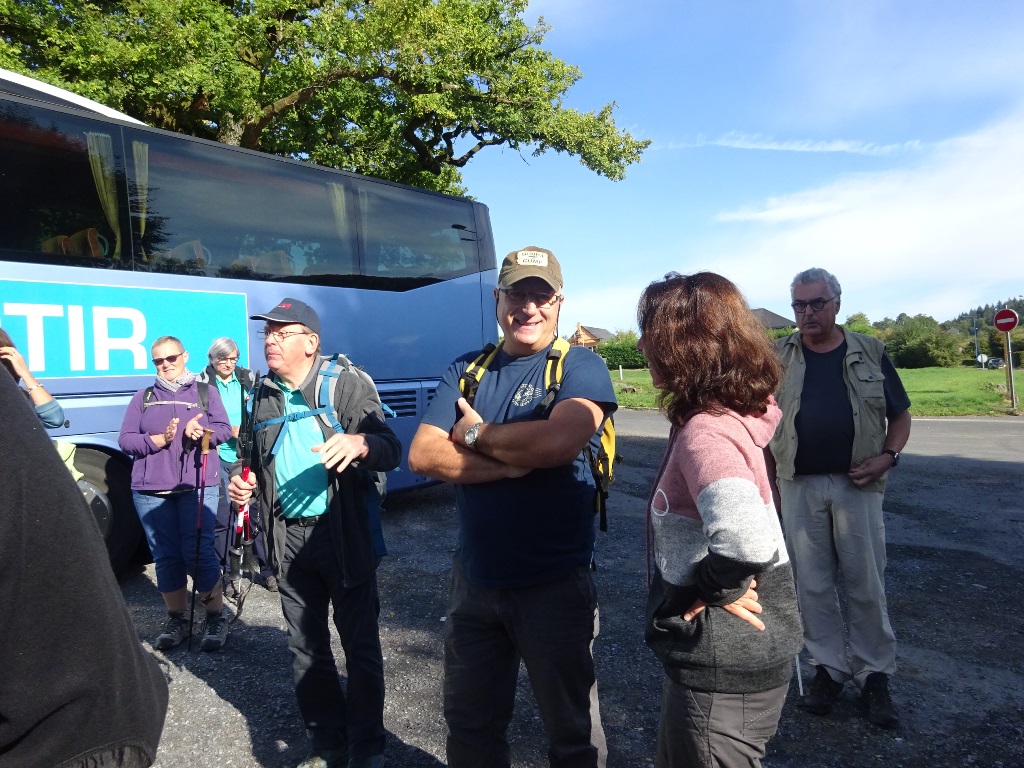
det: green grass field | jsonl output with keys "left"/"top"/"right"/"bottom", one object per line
{"left": 608, "top": 366, "right": 1019, "bottom": 416}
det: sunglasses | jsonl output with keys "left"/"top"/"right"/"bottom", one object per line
{"left": 152, "top": 353, "right": 182, "bottom": 366}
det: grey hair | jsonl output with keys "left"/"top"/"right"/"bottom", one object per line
{"left": 151, "top": 335, "right": 184, "bottom": 354}
{"left": 207, "top": 336, "right": 240, "bottom": 360}
{"left": 791, "top": 268, "right": 841, "bottom": 298}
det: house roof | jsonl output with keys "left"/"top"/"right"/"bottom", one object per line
{"left": 751, "top": 308, "right": 793, "bottom": 330}
{"left": 578, "top": 325, "right": 613, "bottom": 341}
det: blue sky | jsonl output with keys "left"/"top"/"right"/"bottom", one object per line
{"left": 461, "top": 0, "right": 1024, "bottom": 335}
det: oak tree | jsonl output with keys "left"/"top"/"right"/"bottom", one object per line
{"left": 1, "top": 0, "right": 649, "bottom": 193}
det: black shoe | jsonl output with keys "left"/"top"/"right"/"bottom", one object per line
{"left": 153, "top": 611, "right": 189, "bottom": 650}
{"left": 804, "top": 667, "right": 844, "bottom": 715}
{"left": 264, "top": 575, "right": 279, "bottom": 592}
{"left": 200, "top": 611, "right": 230, "bottom": 652}
{"left": 862, "top": 672, "right": 899, "bottom": 729}
{"left": 223, "top": 580, "right": 239, "bottom": 599}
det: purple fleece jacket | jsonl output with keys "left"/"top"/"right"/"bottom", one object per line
{"left": 118, "top": 379, "right": 232, "bottom": 492}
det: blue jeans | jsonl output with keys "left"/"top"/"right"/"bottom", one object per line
{"left": 133, "top": 488, "right": 220, "bottom": 594}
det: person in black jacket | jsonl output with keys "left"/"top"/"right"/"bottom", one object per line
{"left": 198, "top": 337, "right": 277, "bottom": 593}
{"left": 229, "top": 298, "right": 400, "bottom": 768}
{"left": 0, "top": 358, "right": 169, "bottom": 766}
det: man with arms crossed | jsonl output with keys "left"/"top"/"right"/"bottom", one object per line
{"left": 409, "top": 247, "right": 616, "bottom": 768}
{"left": 768, "top": 268, "right": 911, "bottom": 729}
{"left": 230, "top": 298, "right": 400, "bottom": 768}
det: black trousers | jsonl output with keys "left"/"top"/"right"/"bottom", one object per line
{"left": 443, "top": 554, "right": 606, "bottom": 768}
{"left": 279, "top": 520, "right": 386, "bottom": 760}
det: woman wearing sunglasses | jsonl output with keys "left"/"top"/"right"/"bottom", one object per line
{"left": 118, "top": 335, "right": 233, "bottom": 652}
{"left": 636, "top": 273, "right": 803, "bottom": 767}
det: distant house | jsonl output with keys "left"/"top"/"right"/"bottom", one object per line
{"left": 569, "top": 323, "right": 612, "bottom": 349}
{"left": 751, "top": 308, "right": 793, "bottom": 330}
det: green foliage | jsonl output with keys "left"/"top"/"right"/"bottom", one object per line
{"left": 608, "top": 367, "right": 1018, "bottom": 416}
{"left": 606, "top": 329, "right": 638, "bottom": 345}
{"left": 768, "top": 326, "right": 795, "bottom": 340}
{"left": 843, "top": 312, "right": 877, "bottom": 337}
{"left": 878, "top": 313, "right": 964, "bottom": 368}
{"left": 1, "top": 0, "right": 649, "bottom": 193}
{"left": 598, "top": 341, "right": 646, "bottom": 370}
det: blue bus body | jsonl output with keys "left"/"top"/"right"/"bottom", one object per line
{"left": 0, "top": 74, "right": 497, "bottom": 569}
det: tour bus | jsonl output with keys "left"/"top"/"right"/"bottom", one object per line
{"left": 0, "top": 69, "right": 498, "bottom": 571}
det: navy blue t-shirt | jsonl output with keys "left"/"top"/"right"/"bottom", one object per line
{"left": 422, "top": 343, "right": 617, "bottom": 588}
{"left": 795, "top": 341, "right": 911, "bottom": 475}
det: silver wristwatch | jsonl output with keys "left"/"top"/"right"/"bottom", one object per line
{"left": 464, "top": 421, "right": 484, "bottom": 451}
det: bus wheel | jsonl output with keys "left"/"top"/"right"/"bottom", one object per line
{"left": 73, "top": 448, "right": 142, "bottom": 574}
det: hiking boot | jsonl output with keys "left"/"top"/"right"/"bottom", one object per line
{"left": 862, "top": 672, "right": 899, "bottom": 729}
{"left": 804, "top": 667, "right": 844, "bottom": 715}
{"left": 200, "top": 611, "right": 230, "bottom": 652}
{"left": 264, "top": 575, "right": 279, "bottom": 593}
{"left": 296, "top": 747, "right": 348, "bottom": 768}
{"left": 348, "top": 755, "right": 384, "bottom": 768}
{"left": 153, "top": 611, "right": 189, "bottom": 651}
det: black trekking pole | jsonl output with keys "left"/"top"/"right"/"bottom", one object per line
{"left": 228, "top": 372, "right": 261, "bottom": 621}
{"left": 188, "top": 428, "right": 215, "bottom": 651}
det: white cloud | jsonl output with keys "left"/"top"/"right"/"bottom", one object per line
{"left": 649, "top": 134, "right": 924, "bottom": 156}
{"left": 712, "top": 133, "right": 924, "bottom": 156}
{"left": 709, "top": 110, "right": 1024, "bottom": 323}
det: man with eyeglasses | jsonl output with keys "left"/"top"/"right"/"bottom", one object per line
{"left": 767, "top": 268, "right": 911, "bottom": 730}
{"left": 197, "top": 338, "right": 277, "bottom": 595}
{"left": 409, "top": 247, "right": 616, "bottom": 768}
{"left": 228, "top": 298, "right": 400, "bottom": 768}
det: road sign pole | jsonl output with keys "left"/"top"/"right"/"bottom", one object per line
{"left": 1007, "top": 333, "right": 1015, "bottom": 411}
{"left": 993, "top": 308, "right": 1019, "bottom": 410}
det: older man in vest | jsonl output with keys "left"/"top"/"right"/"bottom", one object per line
{"left": 767, "top": 268, "right": 911, "bottom": 730}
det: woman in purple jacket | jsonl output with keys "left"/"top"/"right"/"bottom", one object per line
{"left": 119, "top": 335, "right": 233, "bottom": 652}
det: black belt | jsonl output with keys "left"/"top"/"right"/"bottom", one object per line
{"left": 284, "top": 514, "right": 326, "bottom": 527}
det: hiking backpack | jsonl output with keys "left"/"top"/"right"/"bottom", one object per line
{"left": 143, "top": 381, "right": 210, "bottom": 412}
{"left": 249, "top": 354, "right": 396, "bottom": 557}
{"left": 458, "top": 337, "right": 617, "bottom": 531}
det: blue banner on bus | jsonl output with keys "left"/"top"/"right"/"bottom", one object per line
{"left": 0, "top": 280, "right": 248, "bottom": 379}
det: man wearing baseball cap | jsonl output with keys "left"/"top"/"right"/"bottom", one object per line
{"left": 230, "top": 297, "right": 400, "bottom": 768}
{"left": 410, "top": 248, "right": 617, "bottom": 767}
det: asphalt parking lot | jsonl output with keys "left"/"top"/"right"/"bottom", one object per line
{"left": 121, "top": 411, "right": 1024, "bottom": 767}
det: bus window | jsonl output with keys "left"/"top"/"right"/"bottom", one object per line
{"left": 0, "top": 102, "right": 127, "bottom": 268}
{"left": 359, "top": 184, "right": 479, "bottom": 287}
{"left": 125, "top": 129, "right": 357, "bottom": 281}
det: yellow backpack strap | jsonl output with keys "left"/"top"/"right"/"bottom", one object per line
{"left": 535, "top": 337, "right": 572, "bottom": 417}
{"left": 458, "top": 341, "right": 502, "bottom": 407}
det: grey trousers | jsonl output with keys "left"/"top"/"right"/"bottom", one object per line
{"left": 779, "top": 474, "right": 897, "bottom": 687}
{"left": 656, "top": 678, "right": 788, "bottom": 768}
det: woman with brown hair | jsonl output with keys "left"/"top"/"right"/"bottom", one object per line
{"left": 637, "top": 272, "right": 802, "bottom": 768}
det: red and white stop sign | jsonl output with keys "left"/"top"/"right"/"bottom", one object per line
{"left": 994, "top": 308, "right": 1019, "bottom": 332}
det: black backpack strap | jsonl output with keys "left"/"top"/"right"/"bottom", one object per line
{"left": 458, "top": 342, "right": 500, "bottom": 407}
